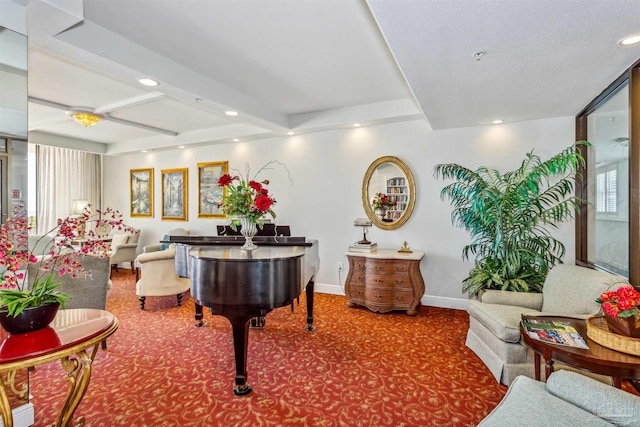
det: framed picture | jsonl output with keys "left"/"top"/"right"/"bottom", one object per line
{"left": 198, "top": 161, "right": 228, "bottom": 218}
{"left": 161, "top": 168, "right": 188, "bottom": 221}
{"left": 130, "top": 168, "right": 153, "bottom": 218}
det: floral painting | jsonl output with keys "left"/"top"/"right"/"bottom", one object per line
{"left": 161, "top": 168, "right": 188, "bottom": 221}
{"left": 198, "top": 161, "right": 228, "bottom": 218}
{"left": 130, "top": 168, "right": 153, "bottom": 217}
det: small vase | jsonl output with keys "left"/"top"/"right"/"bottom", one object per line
{"left": 239, "top": 216, "right": 258, "bottom": 251}
{"left": 376, "top": 208, "right": 387, "bottom": 220}
{"left": 604, "top": 313, "right": 640, "bottom": 338}
{"left": 0, "top": 302, "right": 60, "bottom": 334}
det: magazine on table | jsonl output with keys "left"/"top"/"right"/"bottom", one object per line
{"left": 521, "top": 316, "right": 589, "bottom": 349}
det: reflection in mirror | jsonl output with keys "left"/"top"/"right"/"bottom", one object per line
{"left": 362, "top": 156, "right": 416, "bottom": 230}
{"left": 0, "top": 27, "right": 28, "bottom": 138}
{"left": 0, "top": 26, "right": 28, "bottom": 225}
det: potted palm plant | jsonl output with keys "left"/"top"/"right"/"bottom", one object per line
{"left": 433, "top": 142, "right": 587, "bottom": 296}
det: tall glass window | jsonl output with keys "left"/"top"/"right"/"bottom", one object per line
{"left": 586, "top": 83, "right": 629, "bottom": 277}
{"left": 576, "top": 60, "right": 640, "bottom": 285}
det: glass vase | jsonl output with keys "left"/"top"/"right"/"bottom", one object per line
{"left": 239, "top": 216, "right": 258, "bottom": 251}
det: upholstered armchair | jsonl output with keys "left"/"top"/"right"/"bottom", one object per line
{"left": 465, "top": 264, "right": 630, "bottom": 385}
{"left": 28, "top": 255, "right": 111, "bottom": 348}
{"left": 108, "top": 228, "right": 140, "bottom": 274}
{"left": 135, "top": 246, "right": 190, "bottom": 310}
{"left": 142, "top": 228, "right": 190, "bottom": 254}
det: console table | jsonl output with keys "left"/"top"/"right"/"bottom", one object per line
{"left": 0, "top": 309, "right": 118, "bottom": 427}
{"left": 345, "top": 249, "right": 425, "bottom": 315}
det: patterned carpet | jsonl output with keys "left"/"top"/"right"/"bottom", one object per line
{"left": 29, "top": 270, "right": 507, "bottom": 426}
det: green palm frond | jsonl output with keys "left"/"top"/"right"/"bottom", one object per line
{"left": 435, "top": 141, "right": 589, "bottom": 296}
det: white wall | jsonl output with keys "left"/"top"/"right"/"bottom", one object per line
{"left": 103, "top": 116, "right": 577, "bottom": 309}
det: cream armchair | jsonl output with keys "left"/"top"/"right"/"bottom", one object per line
{"left": 466, "top": 264, "right": 630, "bottom": 385}
{"left": 108, "top": 228, "right": 140, "bottom": 275}
{"left": 142, "top": 228, "right": 190, "bottom": 254}
{"left": 135, "top": 246, "right": 190, "bottom": 310}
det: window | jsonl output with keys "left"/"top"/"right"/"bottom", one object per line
{"left": 575, "top": 59, "right": 640, "bottom": 283}
{"left": 595, "top": 167, "right": 617, "bottom": 214}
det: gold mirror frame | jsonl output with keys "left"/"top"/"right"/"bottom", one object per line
{"left": 362, "top": 156, "right": 416, "bottom": 230}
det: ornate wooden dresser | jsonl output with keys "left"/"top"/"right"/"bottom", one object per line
{"left": 344, "top": 249, "right": 425, "bottom": 315}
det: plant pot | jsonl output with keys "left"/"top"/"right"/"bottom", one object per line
{"left": 0, "top": 302, "right": 60, "bottom": 335}
{"left": 604, "top": 313, "right": 640, "bottom": 338}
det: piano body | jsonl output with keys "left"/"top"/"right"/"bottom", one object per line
{"left": 171, "top": 235, "right": 319, "bottom": 396}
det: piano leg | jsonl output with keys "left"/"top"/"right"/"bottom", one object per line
{"left": 305, "top": 279, "right": 315, "bottom": 332}
{"left": 194, "top": 303, "right": 205, "bottom": 327}
{"left": 226, "top": 314, "right": 252, "bottom": 396}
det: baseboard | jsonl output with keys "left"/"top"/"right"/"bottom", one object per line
{"left": 422, "top": 295, "right": 468, "bottom": 311}
{"left": 315, "top": 283, "right": 468, "bottom": 311}
{"left": 0, "top": 402, "right": 34, "bottom": 427}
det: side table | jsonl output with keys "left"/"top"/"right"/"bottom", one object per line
{"left": 0, "top": 309, "right": 118, "bottom": 427}
{"left": 344, "top": 249, "right": 425, "bottom": 315}
{"left": 520, "top": 315, "right": 640, "bottom": 388}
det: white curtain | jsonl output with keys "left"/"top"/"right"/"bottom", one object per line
{"left": 36, "top": 145, "right": 102, "bottom": 234}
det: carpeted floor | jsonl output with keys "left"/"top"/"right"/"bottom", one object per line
{"left": 30, "top": 270, "right": 508, "bottom": 426}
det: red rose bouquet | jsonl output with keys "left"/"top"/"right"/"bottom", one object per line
{"left": 596, "top": 286, "right": 640, "bottom": 318}
{"left": 371, "top": 192, "right": 395, "bottom": 211}
{"left": 218, "top": 161, "right": 290, "bottom": 226}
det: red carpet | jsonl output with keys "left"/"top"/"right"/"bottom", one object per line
{"left": 30, "top": 270, "right": 507, "bottom": 426}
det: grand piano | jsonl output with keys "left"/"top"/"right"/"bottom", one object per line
{"left": 171, "top": 234, "right": 320, "bottom": 396}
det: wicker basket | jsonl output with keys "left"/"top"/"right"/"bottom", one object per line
{"left": 586, "top": 316, "right": 640, "bottom": 356}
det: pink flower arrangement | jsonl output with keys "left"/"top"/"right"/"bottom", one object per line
{"left": 0, "top": 205, "right": 129, "bottom": 317}
{"left": 596, "top": 286, "right": 640, "bottom": 318}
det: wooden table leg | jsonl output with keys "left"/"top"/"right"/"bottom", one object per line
{"left": 613, "top": 377, "right": 622, "bottom": 389}
{"left": 533, "top": 352, "right": 541, "bottom": 381}
{"left": 545, "top": 359, "right": 555, "bottom": 381}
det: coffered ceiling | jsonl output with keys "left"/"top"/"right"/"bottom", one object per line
{"left": 5, "top": 0, "right": 640, "bottom": 155}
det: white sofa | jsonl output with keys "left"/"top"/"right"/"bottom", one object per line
{"left": 466, "top": 264, "right": 630, "bottom": 385}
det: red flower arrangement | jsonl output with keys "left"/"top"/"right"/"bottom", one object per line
{"left": 596, "top": 286, "right": 640, "bottom": 318}
{"left": 217, "top": 161, "right": 291, "bottom": 225}
{"left": 371, "top": 192, "right": 395, "bottom": 210}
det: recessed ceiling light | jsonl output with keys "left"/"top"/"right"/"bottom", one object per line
{"left": 353, "top": 123, "right": 361, "bottom": 127}
{"left": 141, "top": 150, "right": 148, "bottom": 153}
{"left": 493, "top": 119, "right": 504, "bottom": 124}
{"left": 225, "top": 111, "right": 239, "bottom": 116}
{"left": 620, "top": 35, "right": 640, "bottom": 46}
{"left": 178, "top": 145, "right": 185, "bottom": 149}
{"left": 287, "top": 131, "right": 294, "bottom": 135}
{"left": 233, "top": 138, "right": 240, "bottom": 142}
{"left": 137, "top": 78, "right": 159, "bottom": 87}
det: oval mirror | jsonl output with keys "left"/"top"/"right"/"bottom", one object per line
{"left": 362, "top": 156, "right": 416, "bottom": 230}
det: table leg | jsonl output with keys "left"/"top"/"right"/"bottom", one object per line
{"left": 533, "top": 352, "right": 541, "bottom": 381}
{"left": 544, "top": 356, "right": 555, "bottom": 381}
{"left": 56, "top": 347, "right": 96, "bottom": 426}
{"left": 613, "top": 377, "right": 622, "bottom": 389}
{"left": 0, "top": 375, "right": 13, "bottom": 427}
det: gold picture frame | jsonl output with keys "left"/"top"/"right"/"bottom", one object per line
{"left": 161, "top": 168, "right": 188, "bottom": 221}
{"left": 198, "top": 161, "right": 228, "bottom": 218}
{"left": 130, "top": 168, "right": 153, "bottom": 218}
